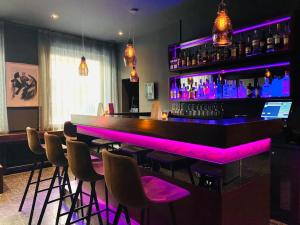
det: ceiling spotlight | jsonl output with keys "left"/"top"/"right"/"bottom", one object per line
{"left": 50, "top": 13, "right": 59, "bottom": 20}
{"left": 118, "top": 31, "right": 124, "bottom": 36}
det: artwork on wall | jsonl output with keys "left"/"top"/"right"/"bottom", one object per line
{"left": 6, "top": 62, "right": 38, "bottom": 107}
{"left": 145, "top": 82, "right": 156, "bottom": 100}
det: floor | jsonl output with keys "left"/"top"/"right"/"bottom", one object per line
{"left": 0, "top": 165, "right": 289, "bottom": 225}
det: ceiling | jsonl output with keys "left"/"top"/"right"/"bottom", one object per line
{"left": 0, "top": 0, "right": 194, "bottom": 43}
{"left": 0, "top": 0, "right": 298, "bottom": 43}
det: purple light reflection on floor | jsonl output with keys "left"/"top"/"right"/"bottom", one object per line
{"left": 77, "top": 125, "right": 271, "bottom": 164}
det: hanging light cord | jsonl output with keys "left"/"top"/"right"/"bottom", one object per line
{"left": 81, "top": 0, "right": 85, "bottom": 53}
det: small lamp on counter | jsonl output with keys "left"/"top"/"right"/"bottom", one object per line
{"left": 161, "top": 112, "right": 169, "bottom": 121}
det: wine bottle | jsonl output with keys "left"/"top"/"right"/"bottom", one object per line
{"left": 266, "top": 26, "right": 275, "bottom": 53}
{"left": 245, "top": 35, "right": 252, "bottom": 57}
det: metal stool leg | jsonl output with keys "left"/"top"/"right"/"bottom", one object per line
{"left": 113, "top": 204, "right": 122, "bottom": 225}
{"left": 66, "top": 180, "right": 83, "bottom": 224}
{"left": 123, "top": 206, "right": 131, "bottom": 225}
{"left": 55, "top": 167, "right": 68, "bottom": 225}
{"left": 18, "top": 162, "right": 36, "bottom": 211}
{"left": 105, "top": 184, "right": 109, "bottom": 225}
{"left": 37, "top": 166, "right": 59, "bottom": 225}
{"left": 28, "top": 161, "right": 44, "bottom": 225}
{"left": 91, "top": 181, "right": 104, "bottom": 225}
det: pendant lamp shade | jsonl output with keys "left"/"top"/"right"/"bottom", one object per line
{"left": 79, "top": 56, "right": 88, "bottom": 76}
{"left": 212, "top": 0, "right": 233, "bottom": 47}
{"left": 124, "top": 39, "right": 136, "bottom": 68}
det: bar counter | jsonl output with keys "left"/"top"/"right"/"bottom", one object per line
{"left": 71, "top": 114, "right": 283, "bottom": 164}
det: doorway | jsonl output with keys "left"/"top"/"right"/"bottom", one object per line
{"left": 122, "top": 79, "right": 139, "bottom": 112}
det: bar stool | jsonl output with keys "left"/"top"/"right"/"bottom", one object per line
{"left": 118, "top": 144, "right": 152, "bottom": 166}
{"left": 102, "top": 150, "right": 190, "bottom": 225}
{"left": 146, "top": 151, "right": 195, "bottom": 184}
{"left": 66, "top": 140, "right": 106, "bottom": 225}
{"left": 18, "top": 127, "right": 48, "bottom": 224}
{"left": 37, "top": 133, "right": 73, "bottom": 225}
{"left": 63, "top": 121, "right": 78, "bottom": 141}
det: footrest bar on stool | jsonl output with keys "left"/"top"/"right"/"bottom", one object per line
{"left": 69, "top": 210, "right": 102, "bottom": 224}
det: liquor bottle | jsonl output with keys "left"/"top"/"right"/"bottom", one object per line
{"left": 230, "top": 42, "right": 238, "bottom": 59}
{"left": 169, "top": 56, "right": 174, "bottom": 70}
{"left": 231, "top": 80, "right": 238, "bottom": 98}
{"left": 201, "top": 44, "right": 208, "bottom": 63}
{"left": 245, "top": 35, "right": 252, "bottom": 57}
{"left": 189, "top": 83, "right": 195, "bottom": 99}
{"left": 271, "top": 76, "right": 280, "bottom": 97}
{"left": 196, "top": 48, "right": 201, "bottom": 65}
{"left": 181, "top": 51, "right": 186, "bottom": 67}
{"left": 238, "top": 81, "right": 247, "bottom": 98}
{"left": 260, "top": 29, "right": 267, "bottom": 54}
{"left": 254, "top": 79, "right": 262, "bottom": 98}
{"left": 194, "top": 82, "right": 198, "bottom": 98}
{"left": 283, "top": 22, "right": 290, "bottom": 50}
{"left": 273, "top": 23, "right": 282, "bottom": 51}
{"left": 223, "top": 47, "right": 230, "bottom": 60}
{"left": 252, "top": 30, "right": 261, "bottom": 55}
{"left": 174, "top": 83, "right": 179, "bottom": 99}
{"left": 186, "top": 51, "right": 191, "bottom": 67}
{"left": 262, "top": 77, "right": 271, "bottom": 98}
{"left": 247, "top": 83, "right": 254, "bottom": 98}
{"left": 223, "top": 80, "right": 230, "bottom": 98}
{"left": 191, "top": 52, "right": 197, "bottom": 66}
{"left": 197, "top": 80, "right": 204, "bottom": 99}
{"left": 170, "top": 83, "right": 174, "bottom": 99}
{"left": 177, "top": 52, "right": 182, "bottom": 68}
{"left": 216, "top": 76, "right": 223, "bottom": 99}
{"left": 216, "top": 48, "right": 221, "bottom": 61}
{"left": 282, "top": 70, "right": 290, "bottom": 97}
{"left": 209, "top": 78, "right": 216, "bottom": 99}
{"left": 266, "top": 26, "right": 275, "bottom": 53}
{"left": 238, "top": 34, "right": 246, "bottom": 57}
{"left": 203, "top": 79, "right": 210, "bottom": 98}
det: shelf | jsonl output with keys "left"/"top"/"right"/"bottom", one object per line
{"left": 170, "top": 50, "right": 290, "bottom": 74}
{"left": 169, "top": 97, "right": 290, "bottom": 103}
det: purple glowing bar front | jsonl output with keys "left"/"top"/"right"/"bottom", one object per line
{"left": 178, "top": 16, "right": 291, "bottom": 49}
{"left": 78, "top": 125, "right": 271, "bottom": 164}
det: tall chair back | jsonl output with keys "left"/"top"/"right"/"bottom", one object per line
{"left": 102, "top": 150, "right": 148, "bottom": 208}
{"left": 66, "top": 140, "right": 99, "bottom": 181}
{"left": 26, "top": 127, "right": 44, "bottom": 155}
{"left": 63, "top": 121, "right": 77, "bottom": 141}
{"left": 44, "top": 132, "right": 67, "bottom": 167}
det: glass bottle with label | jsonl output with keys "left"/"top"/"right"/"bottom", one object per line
{"left": 181, "top": 51, "right": 186, "bottom": 67}
{"left": 186, "top": 51, "right": 191, "bottom": 67}
{"left": 282, "top": 70, "right": 290, "bottom": 97}
{"left": 283, "top": 22, "right": 290, "bottom": 50}
{"left": 197, "top": 80, "right": 204, "bottom": 99}
{"left": 245, "top": 35, "right": 252, "bottom": 57}
{"left": 273, "top": 24, "right": 282, "bottom": 51}
{"left": 252, "top": 30, "right": 260, "bottom": 55}
{"left": 260, "top": 29, "right": 267, "bottom": 54}
{"left": 238, "top": 81, "right": 247, "bottom": 98}
{"left": 230, "top": 42, "right": 238, "bottom": 59}
{"left": 238, "top": 34, "right": 246, "bottom": 57}
{"left": 262, "top": 77, "right": 271, "bottom": 98}
{"left": 247, "top": 83, "right": 254, "bottom": 98}
{"left": 196, "top": 48, "right": 202, "bottom": 65}
{"left": 201, "top": 44, "right": 208, "bottom": 64}
{"left": 266, "top": 26, "right": 275, "bottom": 53}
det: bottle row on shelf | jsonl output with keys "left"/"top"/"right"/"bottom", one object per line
{"left": 169, "top": 71, "right": 290, "bottom": 101}
{"left": 169, "top": 22, "right": 290, "bottom": 70}
{"left": 170, "top": 102, "right": 225, "bottom": 119}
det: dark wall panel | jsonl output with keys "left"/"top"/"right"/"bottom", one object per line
{"left": 4, "top": 23, "right": 39, "bottom": 131}
{"left": 7, "top": 108, "right": 39, "bottom": 131}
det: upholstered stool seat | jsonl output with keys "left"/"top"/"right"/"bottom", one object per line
{"left": 119, "top": 144, "right": 152, "bottom": 165}
{"left": 146, "top": 151, "right": 195, "bottom": 184}
{"left": 141, "top": 176, "right": 190, "bottom": 204}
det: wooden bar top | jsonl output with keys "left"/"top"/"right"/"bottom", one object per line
{"left": 71, "top": 115, "right": 283, "bottom": 148}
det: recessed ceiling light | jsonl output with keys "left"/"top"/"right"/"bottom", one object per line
{"left": 118, "top": 31, "right": 124, "bottom": 36}
{"left": 50, "top": 13, "right": 59, "bottom": 20}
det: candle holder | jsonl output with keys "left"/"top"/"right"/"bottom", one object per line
{"left": 162, "top": 112, "right": 168, "bottom": 120}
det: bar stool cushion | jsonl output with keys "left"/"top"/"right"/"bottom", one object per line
{"left": 120, "top": 144, "right": 152, "bottom": 154}
{"left": 92, "top": 138, "right": 118, "bottom": 146}
{"left": 146, "top": 151, "right": 186, "bottom": 164}
{"left": 141, "top": 176, "right": 190, "bottom": 204}
{"left": 92, "top": 160, "right": 105, "bottom": 176}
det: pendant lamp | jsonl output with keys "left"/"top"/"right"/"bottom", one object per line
{"left": 212, "top": 0, "right": 233, "bottom": 47}
{"left": 124, "top": 39, "right": 136, "bottom": 68}
{"left": 130, "top": 66, "right": 139, "bottom": 82}
{"left": 79, "top": 0, "right": 88, "bottom": 76}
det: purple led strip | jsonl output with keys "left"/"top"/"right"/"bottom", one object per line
{"left": 171, "top": 61, "right": 290, "bottom": 79}
{"left": 77, "top": 125, "right": 271, "bottom": 164}
{"left": 178, "top": 16, "right": 291, "bottom": 49}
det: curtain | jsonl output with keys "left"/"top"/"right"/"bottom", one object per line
{"left": 39, "top": 31, "right": 118, "bottom": 130}
{"left": 0, "top": 22, "right": 8, "bottom": 133}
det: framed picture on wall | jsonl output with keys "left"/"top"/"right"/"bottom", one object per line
{"left": 145, "top": 82, "right": 155, "bottom": 100}
{"left": 6, "top": 62, "right": 39, "bottom": 107}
